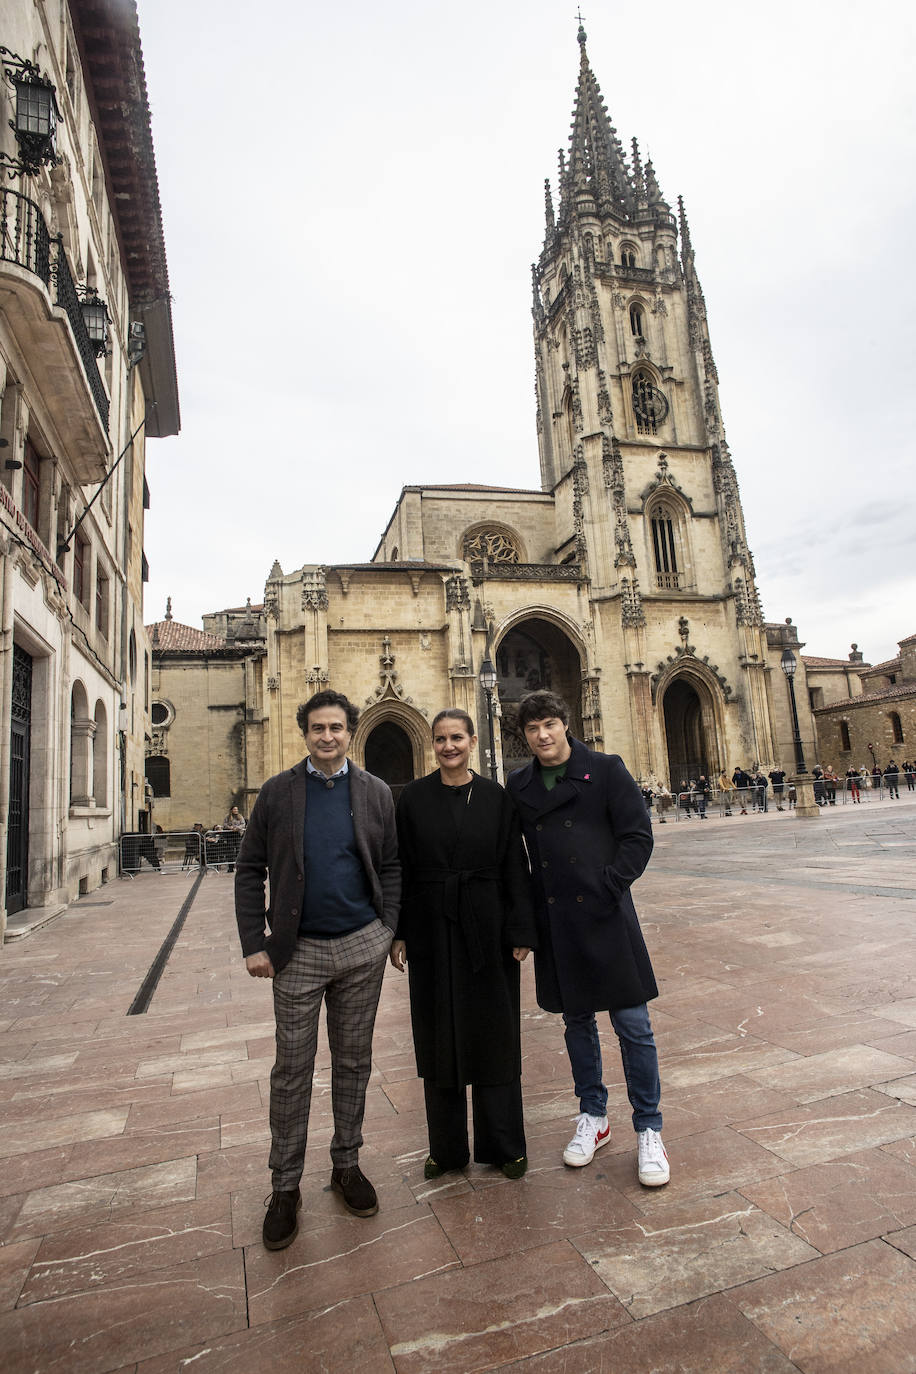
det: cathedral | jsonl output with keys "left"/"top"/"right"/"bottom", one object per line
{"left": 148, "top": 27, "right": 825, "bottom": 828}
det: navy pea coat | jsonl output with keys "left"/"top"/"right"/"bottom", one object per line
{"left": 506, "top": 737, "right": 658, "bottom": 1017}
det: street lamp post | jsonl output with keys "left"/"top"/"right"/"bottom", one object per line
{"left": 780, "top": 648, "right": 807, "bottom": 774}
{"left": 478, "top": 656, "right": 498, "bottom": 781}
{"left": 781, "top": 647, "right": 819, "bottom": 820}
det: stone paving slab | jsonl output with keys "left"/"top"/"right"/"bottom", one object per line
{"left": 1, "top": 800, "right": 915, "bottom": 1370}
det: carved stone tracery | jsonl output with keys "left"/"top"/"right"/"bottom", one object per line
{"left": 463, "top": 529, "right": 521, "bottom": 565}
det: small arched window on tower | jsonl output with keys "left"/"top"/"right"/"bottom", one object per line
{"left": 840, "top": 720, "right": 851, "bottom": 752}
{"left": 649, "top": 500, "right": 682, "bottom": 591}
{"left": 631, "top": 369, "right": 668, "bottom": 436}
{"left": 890, "top": 711, "right": 904, "bottom": 745}
{"left": 620, "top": 244, "right": 637, "bottom": 269}
{"left": 629, "top": 304, "right": 645, "bottom": 338}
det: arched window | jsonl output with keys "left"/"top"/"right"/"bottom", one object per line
{"left": 145, "top": 755, "right": 171, "bottom": 798}
{"left": 151, "top": 701, "right": 171, "bottom": 727}
{"left": 462, "top": 527, "right": 522, "bottom": 565}
{"left": 650, "top": 501, "right": 681, "bottom": 590}
{"left": 840, "top": 721, "right": 851, "bottom": 752}
{"left": 890, "top": 711, "right": 904, "bottom": 744}
{"left": 629, "top": 304, "right": 644, "bottom": 337}
{"left": 70, "top": 682, "right": 93, "bottom": 806}
{"left": 620, "top": 244, "right": 637, "bottom": 269}
{"left": 93, "top": 701, "right": 108, "bottom": 808}
{"left": 631, "top": 369, "right": 668, "bottom": 436}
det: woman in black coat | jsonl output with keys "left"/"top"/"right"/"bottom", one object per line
{"left": 390, "top": 709, "right": 537, "bottom": 1180}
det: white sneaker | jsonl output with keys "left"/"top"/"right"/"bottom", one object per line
{"left": 637, "top": 1128, "right": 670, "bottom": 1186}
{"left": 562, "top": 1112, "right": 610, "bottom": 1167}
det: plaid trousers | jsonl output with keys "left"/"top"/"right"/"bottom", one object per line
{"left": 269, "top": 918, "right": 391, "bottom": 1187}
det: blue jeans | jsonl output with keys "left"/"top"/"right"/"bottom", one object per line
{"left": 563, "top": 1003, "right": 662, "bottom": 1132}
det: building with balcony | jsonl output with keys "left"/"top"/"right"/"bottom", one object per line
{"left": 1, "top": 0, "right": 179, "bottom": 936}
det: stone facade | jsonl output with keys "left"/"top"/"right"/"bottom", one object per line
{"left": 149, "top": 27, "right": 858, "bottom": 824}
{"left": 813, "top": 634, "right": 916, "bottom": 773}
{"left": 0, "top": 1, "right": 178, "bottom": 938}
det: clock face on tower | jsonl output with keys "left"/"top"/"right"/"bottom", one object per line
{"left": 632, "top": 373, "right": 669, "bottom": 432}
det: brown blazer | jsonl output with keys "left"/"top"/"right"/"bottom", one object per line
{"left": 234, "top": 758, "right": 400, "bottom": 975}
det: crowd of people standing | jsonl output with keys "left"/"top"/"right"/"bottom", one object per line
{"left": 637, "top": 759, "right": 913, "bottom": 820}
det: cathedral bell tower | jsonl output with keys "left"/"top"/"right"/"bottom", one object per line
{"left": 532, "top": 26, "right": 773, "bottom": 783}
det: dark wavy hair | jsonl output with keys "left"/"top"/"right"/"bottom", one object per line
{"left": 516, "top": 690, "right": 569, "bottom": 732}
{"left": 296, "top": 690, "right": 359, "bottom": 735}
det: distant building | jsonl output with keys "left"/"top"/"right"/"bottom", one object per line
{"left": 813, "top": 635, "right": 915, "bottom": 771}
{"left": 1, "top": 0, "right": 178, "bottom": 936}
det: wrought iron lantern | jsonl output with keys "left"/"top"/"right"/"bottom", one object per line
{"left": 0, "top": 48, "right": 60, "bottom": 178}
{"left": 478, "top": 656, "right": 499, "bottom": 781}
{"left": 79, "top": 289, "right": 110, "bottom": 356}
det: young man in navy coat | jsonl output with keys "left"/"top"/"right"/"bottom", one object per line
{"left": 506, "top": 690, "right": 669, "bottom": 1186}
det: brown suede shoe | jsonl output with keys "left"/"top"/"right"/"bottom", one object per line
{"left": 331, "top": 1165, "right": 378, "bottom": 1216}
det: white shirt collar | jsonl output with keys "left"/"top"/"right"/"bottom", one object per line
{"left": 306, "top": 756, "right": 349, "bottom": 782}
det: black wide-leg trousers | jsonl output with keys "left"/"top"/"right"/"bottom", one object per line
{"left": 423, "top": 1078, "right": 526, "bottom": 1168}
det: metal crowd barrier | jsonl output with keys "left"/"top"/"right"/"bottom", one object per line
{"left": 202, "top": 829, "right": 243, "bottom": 872}
{"left": 120, "top": 830, "right": 203, "bottom": 876}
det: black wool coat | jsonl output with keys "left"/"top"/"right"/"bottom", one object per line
{"left": 395, "top": 772, "right": 537, "bottom": 1089}
{"left": 506, "top": 737, "right": 658, "bottom": 1017}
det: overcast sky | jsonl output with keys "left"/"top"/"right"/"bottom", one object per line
{"left": 136, "top": 0, "right": 915, "bottom": 666}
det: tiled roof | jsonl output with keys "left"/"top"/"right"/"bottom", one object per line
{"left": 861, "top": 657, "right": 902, "bottom": 675}
{"left": 146, "top": 621, "right": 227, "bottom": 652}
{"left": 802, "top": 656, "right": 857, "bottom": 668}
{"left": 814, "top": 681, "right": 916, "bottom": 712}
{"left": 405, "top": 484, "right": 546, "bottom": 496}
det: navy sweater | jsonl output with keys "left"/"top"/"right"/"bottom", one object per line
{"left": 299, "top": 771, "right": 376, "bottom": 936}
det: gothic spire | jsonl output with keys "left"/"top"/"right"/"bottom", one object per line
{"left": 644, "top": 156, "right": 666, "bottom": 208}
{"left": 544, "top": 177, "right": 555, "bottom": 239}
{"left": 630, "top": 137, "right": 646, "bottom": 202}
{"left": 559, "top": 24, "right": 636, "bottom": 224}
{"left": 677, "top": 195, "right": 693, "bottom": 259}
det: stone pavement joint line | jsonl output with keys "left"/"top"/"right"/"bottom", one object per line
{"left": 0, "top": 802, "right": 915, "bottom": 1371}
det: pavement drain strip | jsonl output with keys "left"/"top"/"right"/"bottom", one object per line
{"left": 127, "top": 871, "right": 205, "bottom": 1015}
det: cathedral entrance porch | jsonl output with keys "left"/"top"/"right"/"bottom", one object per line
{"left": 496, "top": 618, "right": 583, "bottom": 776}
{"left": 662, "top": 676, "right": 716, "bottom": 789}
{"left": 363, "top": 720, "right": 415, "bottom": 802}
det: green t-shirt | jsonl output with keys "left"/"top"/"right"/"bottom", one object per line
{"left": 541, "top": 763, "right": 567, "bottom": 792}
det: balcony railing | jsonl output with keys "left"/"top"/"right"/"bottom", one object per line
{"left": 0, "top": 186, "right": 109, "bottom": 429}
{"left": 53, "top": 244, "right": 109, "bottom": 427}
{"left": 0, "top": 185, "right": 50, "bottom": 284}
{"left": 655, "top": 570, "right": 683, "bottom": 591}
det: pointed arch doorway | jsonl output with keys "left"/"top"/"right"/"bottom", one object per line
{"left": 364, "top": 720, "right": 415, "bottom": 802}
{"left": 496, "top": 618, "right": 583, "bottom": 776}
{"left": 662, "top": 677, "right": 717, "bottom": 788}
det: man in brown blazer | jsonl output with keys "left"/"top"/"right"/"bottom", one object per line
{"left": 235, "top": 690, "right": 400, "bottom": 1249}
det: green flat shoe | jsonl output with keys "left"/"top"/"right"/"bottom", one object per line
{"left": 501, "top": 1155, "right": 528, "bottom": 1179}
{"left": 424, "top": 1156, "right": 444, "bottom": 1179}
